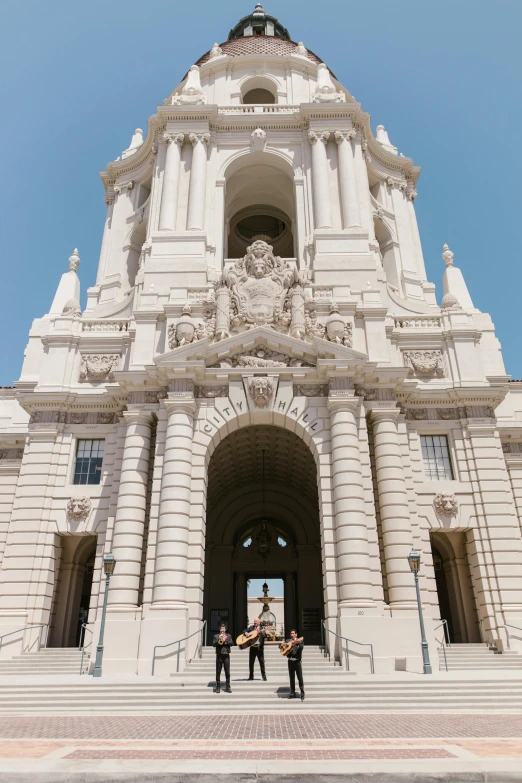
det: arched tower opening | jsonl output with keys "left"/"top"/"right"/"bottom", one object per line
{"left": 225, "top": 153, "right": 296, "bottom": 259}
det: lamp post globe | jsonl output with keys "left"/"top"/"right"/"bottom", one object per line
{"left": 92, "top": 552, "right": 116, "bottom": 678}
{"left": 407, "top": 548, "right": 432, "bottom": 674}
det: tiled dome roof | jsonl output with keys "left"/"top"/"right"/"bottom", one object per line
{"left": 195, "top": 36, "right": 324, "bottom": 67}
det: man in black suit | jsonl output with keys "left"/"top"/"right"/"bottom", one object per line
{"left": 281, "top": 629, "right": 305, "bottom": 701}
{"left": 243, "top": 617, "right": 267, "bottom": 681}
{"left": 213, "top": 623, "right": 233, "bottom": 693}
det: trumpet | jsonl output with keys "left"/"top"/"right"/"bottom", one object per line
{"left": 218, "top": 633, "right": 226, "bottom": 645}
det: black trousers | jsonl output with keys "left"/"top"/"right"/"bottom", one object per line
{"left": 288, "top": 660, "right": 304, "bottom": 693}
{"left": 249, "top": 646, "right": 266, "bottom": 677}
{"left": 216, "top": 654, "right": 230, "bottom": 686}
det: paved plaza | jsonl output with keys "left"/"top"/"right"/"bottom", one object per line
{"left": 0, "top": 713, "right": 521, "bottom": 781}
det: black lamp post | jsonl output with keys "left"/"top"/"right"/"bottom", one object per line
{"left": 407, "top": 548, "right": 432, "bottom": 674}
{"left": 93, "top": 552, "right": 116, "bottom": 678}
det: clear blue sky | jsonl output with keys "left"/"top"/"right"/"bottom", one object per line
{"left": 1, "top": 1, "right": 521, "bottom": 384}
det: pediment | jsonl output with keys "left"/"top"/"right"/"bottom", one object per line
{"left": 154, "top": 326, "right": 368, "bottom": 370}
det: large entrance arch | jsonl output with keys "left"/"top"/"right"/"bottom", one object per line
{"left": 203, "top": 424, "right": 324, "bottom": 645}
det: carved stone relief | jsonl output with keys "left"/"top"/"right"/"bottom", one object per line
{"left": 61, "top": 299, "right": 82, "bottom": 318}
{"left": 0, "top": 448, "right": 24, "bottom": 460}
{"left": 208, "top": 347, "right": 314, "bottom": 369}
{"left": 195, "top": 385, "right": 229, "bottom": 398}
{"left": 354, "top": 386, "right": 378, "bottom": 401}
{"left": 293, "top": 384, "right": 328, "bottom": 398}
{"left": 67, "top": 496, "right": 92, "bottom": 521}
{"left": 80, "top": 354, "right": 120, "bottom": 382}
{"left": 69, "top": 413, "right": 87, "bottom": 424}
{"left": 248, "top": 377, "right": 274, "bottom": 408}
{"left": 437, "top": 408, "right": 457, "bottom": 420}
{"left": 433, "top": 492, "right": 458, "bottom": 517}
{"left": 97, "top": 412, "right": 116, "bottom": 424}
{"left": 403, "top": 350, "right": 444, "bottom": 378}
{"left": 406, "top": 408, "right": 428, "bottom": 420}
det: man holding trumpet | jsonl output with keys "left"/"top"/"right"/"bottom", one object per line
{"left": 213, "top": 623, "right": 234, "bottom": 693}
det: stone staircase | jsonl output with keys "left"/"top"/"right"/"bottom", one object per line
{"left": 437, "top": 643, "right": 522, "bottom": 671}
{"left": 0, "top": 645, "right": 521, "bottom": 713}
{"left": 0, "top": 647, "right": 87, "bottom": 676}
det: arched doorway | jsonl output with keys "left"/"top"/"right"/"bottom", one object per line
{"left": 203, "top": 425, "right": 323, "bottom": 644}
{"left": 48, "top": 535, "right": 97, "bottom": 648}
{"left": 430, "top": 531, "right": 480, "bottom": 643}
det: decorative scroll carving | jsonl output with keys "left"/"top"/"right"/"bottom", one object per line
{"left": 195, "top": 385, "right": 229, "bottom": 398}
{"left": 312, "top": 63, "right": 345, "bottom": 103}
{"left": 304, "top": 308, "right": 326, "bottom": 339}
{"left": 172, "top": 65, "right": 207, "bottom": 105}
{"left": 209, "top": 346, "right": 314, "bottom": 369}
{"left": 97, "top": 412, "right": 116, "bottom": 424}
{"left": 80, "top": 354, "right": 119, "bottom": 382}
{"left": 69, "top": 413, "right": 87, "bottom": 424}
{"left": 67, "top": 497, "right": 92, "bottom": 521}
{"left": 145, "top": 389, "right": 168, "bottom": 403}
{"left": 403, "top": 350, "right": 444, "bottom": 378}
{"left": 61, "top": 299, "right": 82, "bottom": 318}
{"left": 437, "top": 408, "right": 457, "bottom": 420}
{"left": 406, "top": 408, "right": 428, "bottom": 420}
{"left": 354, "top": 386, "right": 378, "bottom": 401}
{"left": 441, "top": 293, "right": 462, "bottom": 311}
{"left": 248, "top": 377, "right": 274, "bottom": 408}
{"left": 293, "top": 384, "right": 328, "bottom": 398}
{"left": 433, "top": 492, "right": 458, "bottom": 517}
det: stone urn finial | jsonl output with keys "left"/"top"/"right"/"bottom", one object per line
{"left": 442, "top": 243, "right": 454, "bottom": 267}
{"left": 175, "top": 304, "right": 196, "bottom": 346}
{"left": 69, "top": 248, "right": 80, "bottom": 272}
{"left": 326, "top": 303, "right": 345, "bottom": 343}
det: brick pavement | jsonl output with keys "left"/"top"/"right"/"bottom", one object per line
{"left": 0, "top": 714, "right": 521, "bottom": 740}
{"left": 65, "top": 748, "right": 455, "bottom": 760}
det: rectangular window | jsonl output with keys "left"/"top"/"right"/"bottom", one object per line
{"left": 421, "top": 435, "right": 454, "bottom": 481}
{"left": 73, "top": 439, "right": 104, "bottom": 485}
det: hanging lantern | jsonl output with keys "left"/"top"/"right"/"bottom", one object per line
{"left": 256, "top": 520, "right": 272, "bottom": 559}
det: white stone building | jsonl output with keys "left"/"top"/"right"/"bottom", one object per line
{"left": 1, "top": 4, "right": 522, "bottom": 675}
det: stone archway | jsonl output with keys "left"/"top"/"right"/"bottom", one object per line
{"left": 203, "top": 424, "right": 324, "bottom": 645}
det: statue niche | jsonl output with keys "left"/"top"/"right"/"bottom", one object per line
{"left": 214, "top": 240, "right": 305, "bottom": 339}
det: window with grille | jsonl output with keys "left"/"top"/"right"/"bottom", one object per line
{"left": 420, "top": 435, "right": 454, "bottom": 481}
{"left": 73, "top": 439, "right": 104, "bottom": 485}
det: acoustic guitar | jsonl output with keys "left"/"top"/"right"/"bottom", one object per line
{"left": 280, "top": 637, "right": 304, "bottom": 656}
{"left": 235, "top": 626, "right": 273, "bottom": 650}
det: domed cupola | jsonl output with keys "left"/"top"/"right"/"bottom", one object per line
{"left": 228, "top": 4, "right": 290, "bottom": 41}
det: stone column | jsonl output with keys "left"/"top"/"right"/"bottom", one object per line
{"left": 370, "top": 408, "right": 417, "bottom": 608}
{"left": 187, "top": 132, "right": 210, "bottom": 231}
{"left": 308, "top": 130, "right": 332, "bottom": 229}
{"left": 284, "top": 571, "right": 296, "bottom": 636}
{"left": 158, "top": 132, "right": 184, "bottom": 231}
{"left": 109, "top": 410, "right": 153, "bottom": 607}
{"left": 95, "top": 193, "right": 115, "bottom": 284}
{"left": 152, "top": 385, "right": 196, "bottom": 606}
{"left": 328, "top": 386, "right": 374, "bottom": 606}
{"left": 335, "top": 130, "right": 361, "bottom": 228}
{"left": 236, "top": 572, "right": 247, "bottom": 637}
{"left": 290, "top": 285, "right": 305, "bottom": 339}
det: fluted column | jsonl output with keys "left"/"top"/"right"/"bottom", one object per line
{"left": 158, "top": 132, "right": 184, "bottom": 231}
{"left": 95, "top": 193, "right": 115, "bottom": 284}
{"left": 335, "top": 130, "right": 361, "bottom": 228}
{"left": 370, "top": 408, "right": 417, "bottom": 608}
{"left": 328, "top": 389, "right": 374, "bottom": 606}
{"left": 109, "top": 410, "right": 153, "bottom": 607}
{"left": 152, "top": 389, "right": 196, "bottom": 606}
{"left": 187, "top": 132, "right": 210, "bottom": 231}
{"left": 308, "top": 130, "right": 332, "bottom": 229}
{"left": 284, "top": 571, "right": 296, "bottom": 636}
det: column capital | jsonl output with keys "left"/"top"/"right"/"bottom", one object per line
{"left": 368, "top": 406, "right": 402, "bottom": 423}
{"left": 334, "top": 129, "right": 356, "bottom": 144}
{"left": 189, "top": 132, "right": 210, "bottom": 147}
{"left": 308, "top": 129, "right": 330, "bottom": 145}
{"left": 121, "top": 409, "right": 154, "bottom": 425}
{"left": 163, "top": 131, "right": 185, "bottom": 147}
{"left": 163, "top": 396, "right": 196, "bottom": 416}
{"left": 327, "top": 392, "right": 359, "bottom": 413}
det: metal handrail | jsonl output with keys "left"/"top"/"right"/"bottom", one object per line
{"left": 434, "top": 619, "right": 451, "bottom": 647}
{"left": 79, "top": 624, "right": 93, "bottom": 675}
{"left": 322, "top": 621, "right": 374, "bottom": 674}
{"left": 505, "top": 623, "right": 522, "bottom": 649}
{"left": 152, "top": 621, "right": 206, "bottom": 676}
{"left": 0, "top": 624, "right": 48, "bottom": 653}
{"left": 479, "top": 619, "right": 495, "bottom": 648}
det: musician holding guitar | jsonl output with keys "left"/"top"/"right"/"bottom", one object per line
{"left": 213, "top": 623, "right": 234, "bottom": 693}
{"left": 243, "top": 617, "right": 268, "bottom": 681}
{"left": 280, "top": 629, "right": 305, "bottom": 700}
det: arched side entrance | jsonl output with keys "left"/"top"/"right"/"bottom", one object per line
{"left": 430, "top": 531, "right": 480, "bottom": 643}
{"left": 204, "top": 425, "right": 323, "bottom": 644}
{"left": 48, "top": 535, "right": 97, "bottom": 647}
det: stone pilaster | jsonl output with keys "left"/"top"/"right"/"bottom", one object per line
{"left": 158, "top": 132, "right": 184, "bottom": 231}
{"left": 187, "top": 133, "right": 210, "bottom": 231}
{"left": 308, "top": 130, "right": 332, "bottom": 229}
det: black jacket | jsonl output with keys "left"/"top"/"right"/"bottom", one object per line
{"left": 281, "top": 638, "right": 303, "bottom": 662}
{"left": 213, "top": 633, "right": 234, "bottom": 655}
{"left": 244, "top": 625, "right": 267, "bottom": 648}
